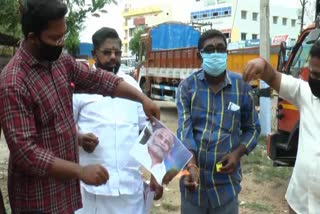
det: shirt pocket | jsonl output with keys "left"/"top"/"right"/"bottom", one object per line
{"left": 220, "top": 109, "right": 240, "bottom": 132}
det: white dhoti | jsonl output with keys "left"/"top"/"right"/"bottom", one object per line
{"left": 75, "top": 187, "right": 145, "bottom": 214}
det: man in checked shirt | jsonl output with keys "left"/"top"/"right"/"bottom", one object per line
{"left": 177, "top": 29, "right": 261, "bottom": 214}
{"left": 0, "top": 0, "right": 160, "bottom": 213}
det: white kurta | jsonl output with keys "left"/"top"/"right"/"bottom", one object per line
{"left": 280, "top": 74, "right": 320, "bottom": 214}
{"left": 73, "top": 70, "right": 148, "bottom": 213}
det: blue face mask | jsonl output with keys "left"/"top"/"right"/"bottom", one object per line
{"left": 201, "top": 53, "right": 227, "bottom": 77}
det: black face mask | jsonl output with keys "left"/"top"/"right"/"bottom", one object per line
{"left": 96, "top": 61, "right": 121, "bottom": 74}
{"left": 308, "top": 76, "right": 320, "bottom": 98}
{"left": 38, "top": 39, "right": 63, "bottom": 62}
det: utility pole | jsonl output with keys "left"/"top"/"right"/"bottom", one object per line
{"left": 259, "top": 0, "right": 271, "bottom": 136}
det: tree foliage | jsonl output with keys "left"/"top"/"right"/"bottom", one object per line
{"left": 304, "top": 0, "right": 316, "bottom": 23}
{"left": 0, "top": 0, "right": 21, "bottom": 37}
{"left": 297, "top": 0, "right": 316, "bottom": 31}
{"left": 64, "top": 0, "right": 114, "bottom": 55}
{"left": 0, "top": 0, "right": 115, "bottom": 54}
{"left": 129, "top": 29, "right": 144, "bottom": 56}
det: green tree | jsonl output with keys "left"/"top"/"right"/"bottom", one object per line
{"left": 0, "top": 0, "right": 116, "bottom": 54}
{"left": 129, "top": 29, "right": 144, "bottom": 56}
{"left": 65, "top": 0, "right": 115, "bottom": 55}
{"left": 0, "top": 0, "right": 21, "bottom": 37}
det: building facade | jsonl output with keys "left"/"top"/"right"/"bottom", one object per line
{"left": 190, "top": 0, "right": 300, "bottom": 47}
{"left": 122, "top": 0, "right": 301, "bottom": 55}
{"left": 122, "top": 1, "right": 172, "bottom": 56}
{"left": 122, "top": 0, "right": 191, "bottom": 57}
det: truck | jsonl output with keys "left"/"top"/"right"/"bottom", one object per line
{"left": 266, "top": 0, "right": 320, "bottom": 166}
{"left": 137, "top": 22, "right": 201, "bottom": 101}
{"left": 137, "top": 22, "right": 280, "bottom": 102}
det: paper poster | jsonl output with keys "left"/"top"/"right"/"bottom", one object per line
{"left": 130, "top": 117, "right": 192, "bottom": 184}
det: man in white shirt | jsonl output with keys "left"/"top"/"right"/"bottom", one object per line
{"left": 242, "top": 40, "right": 320, "bottom": 214}
{"left": 73, "top": 27, "right": 163, "bottom": 214}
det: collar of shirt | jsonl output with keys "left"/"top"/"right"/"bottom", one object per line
{"left": 18, "top": 40, "right": 41, "bottom": 67}
{"left": 18, "top": 40, "right": 52, "bottom": 69}
{"left": 197, "top": 69, "right": 232, "bottom": 86}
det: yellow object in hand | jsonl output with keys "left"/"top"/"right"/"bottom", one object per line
{"left": 216, "top": 162, "right": 223, "bottom": 172}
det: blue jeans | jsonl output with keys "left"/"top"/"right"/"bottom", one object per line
{"left": 181, "top": 195, "right": 239, "bottom": 214}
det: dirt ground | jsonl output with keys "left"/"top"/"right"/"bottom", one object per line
{"left": 0, "top": 100, "right": 292, "bottom": 213}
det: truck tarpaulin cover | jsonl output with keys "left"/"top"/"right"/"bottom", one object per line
{"left": 151, "top": 23, "right": 200, "bottom": 50}
{"left": 79, "top": 43, "right": 93, "bottom": 57}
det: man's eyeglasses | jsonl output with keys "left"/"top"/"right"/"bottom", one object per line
{"left": 200, "top": 46, "right": 227, "bottom": 54}
{"left": 98, "top": 49, "right": 122, "bottom": 57}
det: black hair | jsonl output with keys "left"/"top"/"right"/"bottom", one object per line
{"left": 198, "top": 29, "right": 227, "bottom": 50}
{"left": 310, "top": 40, "right": 320, "bottom": 59}
{"left": 92, "top": 27, "right": 122, "bottom": 50}
{"left": 21, "top": 0, "right": 68, "bottom": 38}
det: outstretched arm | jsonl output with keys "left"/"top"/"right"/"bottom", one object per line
{"left": 113, "top": 81, "right": 160, "bottom": 122}
{"left": 70, "top": 58, "right": 160, "bottom": 122}
{"left": 242, "top": 58, "right": 282, "bottom": 92}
